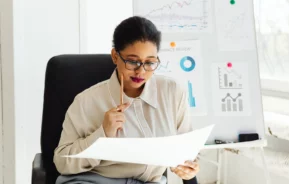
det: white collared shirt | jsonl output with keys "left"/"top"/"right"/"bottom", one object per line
{"left": 54, "top": 70, "right": 193, "bottom": 182}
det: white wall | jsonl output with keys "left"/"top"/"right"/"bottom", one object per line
{"left": 12, "top": 0, "right": 80, "bottom": 184}
{"left": 0, "top": 0, "right": 16, "bottom": 183}
{"left": 81, "top": 0, "right": 133, "bottom": 54}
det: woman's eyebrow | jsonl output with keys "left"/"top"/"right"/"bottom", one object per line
{"left": 126, "top": 54, "right": 139, "bottom": 58}
{"left": 126, "top": 54, "right": 157, "bottom": 59}
{"left": 147, "top": 56, "right": 158, "bottom": 59}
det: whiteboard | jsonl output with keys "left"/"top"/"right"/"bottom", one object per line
{"left": 133, "top": 0, "right": 265, "bottom": 144}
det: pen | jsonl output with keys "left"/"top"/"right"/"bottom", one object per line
{"left": 117, "top": 73, "right": 124, "bottom": 137}
{"left": 120, "top": 73, "right": 123, "bottom": 106}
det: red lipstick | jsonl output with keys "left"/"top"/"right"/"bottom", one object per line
{"left": 131, "top": 77, "right": 144, "bottom": 83}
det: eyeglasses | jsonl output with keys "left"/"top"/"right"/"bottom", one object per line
{"left": 117, "top": 52, "right": 160, "bottom": 71}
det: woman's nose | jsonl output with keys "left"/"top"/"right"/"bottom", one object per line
{"left": 135, "top": 64, "right": 146, "bottom": 74}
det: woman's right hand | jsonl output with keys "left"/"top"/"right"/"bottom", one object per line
{"left": 102, "top": 102, "right": 130, "bottom": 137}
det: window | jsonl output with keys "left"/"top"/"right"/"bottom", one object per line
{"left": 254, "top": 0, "right": 289, "bottom": 93}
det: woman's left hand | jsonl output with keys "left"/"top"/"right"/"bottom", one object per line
{"left": 170, "top": 160, "right": 200, "bottom": 180}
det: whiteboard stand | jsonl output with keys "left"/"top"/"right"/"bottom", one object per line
{"left": 199, "top": 139, "right": 270, "bottom": 184}
{"left": 223, "top": 149, "right": 228, "bottom": 184}
{"left": 260, "top": 147, "right": 271, "bottom": 184}
{"left": 217, "top": 149, "right": 222, "bottom": 184}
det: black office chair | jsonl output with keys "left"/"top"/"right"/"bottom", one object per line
{"left": 32, "top": 54, "right": 198, "bottom": 184}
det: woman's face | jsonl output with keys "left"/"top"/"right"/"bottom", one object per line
{"left": 111, "top": 41, "right": 159, "bottom": 91}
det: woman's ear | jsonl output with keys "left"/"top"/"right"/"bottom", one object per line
{"left": 111, "top": 48, "right": 118, "bottom": 65}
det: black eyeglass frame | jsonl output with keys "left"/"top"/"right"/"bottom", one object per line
{"left": 117, "top": 52, "right": 160, "bottom": 71}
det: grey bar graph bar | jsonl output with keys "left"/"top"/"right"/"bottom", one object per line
{"left": 233, "top": 103, "right": 237, "bottom": 111}
{"left": 227, "top": 99, "right": 231, "bottom": 111}
{"left": 229, "top": 82, "right": 233, "bottom": 87}
{"left": 224, "top": 74, "right": 228, "bottom": 87}
{"left": 239, "top": 99, "right": 243, "bottom": 111}
{"left": 222, "top": 103, "right": 226, "bottom": 111}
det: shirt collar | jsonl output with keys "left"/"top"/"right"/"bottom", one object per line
{"left": 108, "top": 69, "right": 158, "bottom": 109}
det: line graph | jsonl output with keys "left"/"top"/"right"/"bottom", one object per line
{"left": 224, "top": 12, "right": 249, "bottom": 40}
{"left": 223, "top": 68, "right": 242, "bottom": 78}
{"left": 221, "top": 93, "right": 243, "bottom": 112}
{"left": 222, "top": 93, "right": 242, "bottom": 102}
{"left": 145, "top": 0, "right": 201, "bottom": 17}
{"left": 134, "top": 0, "right": 212, "bottom": 32}
{"left": 214, "top": 0, "right": 255, "bottom": 50}
{"left": 156, "top": 61, "right": 171, "bottom": 73}
{"left": 167, "top": 24, "right": 197, "bottom": 29}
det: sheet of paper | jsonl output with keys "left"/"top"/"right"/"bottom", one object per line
{"left": 215, "top": 0, "right": 256, "bottom": 51}
{"left": 65, "top": 125, "right": 214, "bottom": 167}
{"left": 211, "top": 62, "right": 251, "bottom": 116}
{"left": 156, "top": 40, "right": 207, "bottom": 116}
{"left": 133, "top": 0, "right": 213, "bottom": 33}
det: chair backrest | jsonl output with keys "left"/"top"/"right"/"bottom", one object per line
{"left": 40, "top": 54, "right": 115, "bottom": 183}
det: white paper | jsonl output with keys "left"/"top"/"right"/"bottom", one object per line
{"left": 215, "top": 0, "right": 256, "bottom": 51}
{"left": 133, "top": 0, "right": 212, "bottom": 33}
{"left": 65, "top": 125, "right": 214, "bottom": 167}
{"left": 156, "top": 40, "right": 207, "bottom": 116}
{"left": 211, "top": 62, "right": 251, "bottom": 116}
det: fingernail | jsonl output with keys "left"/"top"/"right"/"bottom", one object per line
{"left": 185, "top": 161, "right": 191, "bottom": 165}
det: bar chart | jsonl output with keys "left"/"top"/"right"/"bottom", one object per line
{"left": 212, "top": 62, "right": 250, "bottom": 116}
{"left": 221, "top": 93, "right": 243, "bottom": 112}
{"left": 218, "top": 67, "right": 243, "bottom": 89}
{"left": 188, "top": 81, "right": 196, "bottom": 107}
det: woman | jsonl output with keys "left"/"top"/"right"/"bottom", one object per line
{"left": 54, "top": 16, "right": 199, "bottom": 184}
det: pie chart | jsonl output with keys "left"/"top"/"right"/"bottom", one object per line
{"left": 180, "top": 56, "right": 196, "bottom": 72}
